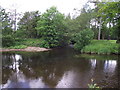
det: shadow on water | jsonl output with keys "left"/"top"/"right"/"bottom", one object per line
{"left": 1, "top": 47, "right": 119, "bottom": 88}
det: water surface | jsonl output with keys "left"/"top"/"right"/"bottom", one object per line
{"left": 1, "top": 47, "right": 119, "bottom": 88}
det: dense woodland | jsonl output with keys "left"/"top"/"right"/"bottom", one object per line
{"left": 0, "top": 1, "right": 120, "bottom": 54}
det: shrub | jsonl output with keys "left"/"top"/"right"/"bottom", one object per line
{"left": 13, "top": 30, "right": 26, "bottom": 38}
{"left": 88, "top": 83, "right": 101, "bottom": 89}
{"left": 2, "top": 35, "right": 15, "bottom": 47}
{"left": 88, "top": 79, "right": 101, "bottom": 90}
{"left": 74, "top": 29, "right": 94, "bottom": 51}
{"left": 22, "top": 38, "right": 50, "bottom": 48}
{"left": 39, "top": 40, "right": 50, "bottom": 48}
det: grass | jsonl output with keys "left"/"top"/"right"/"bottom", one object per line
{"left": 6, "top": 38, "right": 43, "bottom": 49}
{"left": 22, "top": 38, "right": 42, "bottom": 47}
{"left": 81, "top": 40, "right": 119, "bottom": 54}
{"left": 8, "top": 45, "right": 27, "bottom": 49}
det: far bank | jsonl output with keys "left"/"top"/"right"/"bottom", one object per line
{"left": 1, "top": 39, "right": 119, "bottom": 55}
{"left": 81, "top": 40, "right": 119, "bottom": 55}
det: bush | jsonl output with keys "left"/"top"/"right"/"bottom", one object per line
{"left": 88, "top": 83, "right": 101, "bottom": 89}
{"left": 13, "top": 30, "right": 26, "bottom": 38}
{"left": 2, "top": 35, "right": 15, "bottom": 47}
{"left": 74, "top": 29, "right": 94, "bottom": 51}
{"left": 39, "top": 40, "right": 50, "bottom": 48}
{"left": 88, "top": 79, "right": 101, "bottom": 89}
{"left": 21, "top": 38, "right": 50, "bottom": 48}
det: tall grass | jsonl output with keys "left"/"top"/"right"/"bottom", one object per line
{"left": 81, "top": 40, "right": 119, "bottom": 54}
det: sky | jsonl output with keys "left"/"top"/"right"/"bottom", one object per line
{"left": 0, "top": 0, "right": 90, "bottom": 16}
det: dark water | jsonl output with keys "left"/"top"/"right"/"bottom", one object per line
{"left": 1, "top": 47, "right": 119, "bottom": 88}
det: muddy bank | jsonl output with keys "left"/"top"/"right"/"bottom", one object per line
{"left": 0, "top": 47, "right": 51, "bottom": 52}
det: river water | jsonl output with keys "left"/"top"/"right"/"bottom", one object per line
{"left": 1, "top": 47, "right": 119, "bottom": 88}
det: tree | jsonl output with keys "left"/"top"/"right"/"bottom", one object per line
{"left": 74, "top": 29, "right": 94, "bottom": 51}
{"left": 101, "top": 1, "right": 120, "bottom": 41}
{"left": 17, "top": 11, "right": 40, "bottom": 38}
{"left": 0, "top": 6, "right": 13, "bottom": 36}
{"left": 64, "top": 6, "right": 94, "bottom": 44}
{"left": 89, "top": 0, "right": 103, "bottom": 40}
{"left": 92, "top": 1, "right": 120, "bottom": 41}
{"left": 36, "top": 6, "right": 66, "bottom": 47}
{"left": 0, "top": 6, "right": 15, "bottom": 47}
{"left": 75, "top": 8, "right": 92, "bottom": 30}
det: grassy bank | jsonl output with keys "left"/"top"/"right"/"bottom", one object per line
{"left": 3, "top": 39, "right": 119, "bottom": 55}
{"left": 81, "top": 40, "right": 119, "bottom": 54}
{"left": 5, "top": 38, "right": 45, "bottom": 49}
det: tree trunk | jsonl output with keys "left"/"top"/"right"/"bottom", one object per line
{"left": 102, "top": 32, "right": 105, "bottom": 40}
{"left": 108, "top": 22, "right": 111, "bottom": 40}
{"left": 98, "top": 27, "right": 101, "bottom": 40}
{"left": 98, "top": 18, "right": 101, "bottom": 40}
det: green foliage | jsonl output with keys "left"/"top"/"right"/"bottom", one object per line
{"left": 98, "top": 2, "right": 119, "bottom": 21}
{"left": 39, "top": 40, "right": 50, "bottom": 48}
{"left": 0, "top": 6, "right": 13, "bottom": 36}
{"left": 8, "top": 45, "right": 27, "bottom": 49}
{"left": 0, "top": 6, "right": 14, "bottom": 47}
{"left": 22, "top": 38, "right": 42, "bottom": 47}
{"left": 13, "top": 30, "right": 26, "bottom": 38}
{"left": 3, "top": 38, "right": 50, "bottom": 49}
{"left": 82, "top": 40, "right": 119, "bottom": 54}
{"left": 36, "top": 6, "right": 66, "bottom": 48}
{"left": 15, "top": 38, "right": 50, "bottom": 48}
{"left": 75, "top": 8, "right": 92, "bottom": 30}
{"left": 18, "top": 11, "right": 40, "bottom": 38}
{"left": 74, "top": 29, "right": 94, "bottom": 51}
{"left": 64, "top": 7, "right": 93, "bottom": 41}
{"left": 92, "top": 1, "right": 120, "bottom": 40}
{"left": 88, "top": 84, "right": 101, "bottom": 90}
{"left": 1, "top": 3, "right": 119, "bottom": 51}
{"left": 88, "top": 79, "right": 101, "bottom": 90}
{"left": 2, "top": 35, "right": 15, "bottom": 47}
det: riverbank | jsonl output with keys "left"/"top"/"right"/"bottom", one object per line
{"left": 0, "top": 47, "right": 51, "bottom": 52}
{"left": 1, "top": 39, "right": 119, "bottom": 54}
{"left": 81, "top": 40, "right": 119, "bottom": 55}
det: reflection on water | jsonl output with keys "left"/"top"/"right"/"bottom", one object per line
{"left": 56, "top": 70, "right": 77, "bottom": 88}
{"left": 90, "top": 59, "right": 97, "bottom": 69}
{"left": 12, "top": 54, "right": 22, "bottom": 73}
{"left": 104, "top": 60, "right": 117, "bottom": 73}
{"left": 2, "top": 48, "right": 118, "bottom": 88}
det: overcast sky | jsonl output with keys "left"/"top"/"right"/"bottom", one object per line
{"left": 0, "top": 0, "right": 90, "bottom": 16}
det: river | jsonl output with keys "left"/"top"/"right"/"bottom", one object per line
{"left": 1, "top": 47, "right": 119, "bottom": 88}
